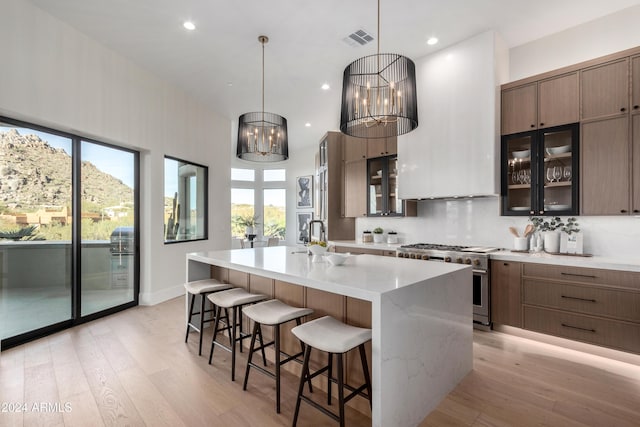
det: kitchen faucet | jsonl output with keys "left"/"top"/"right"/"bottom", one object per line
{"left": 308, "top": 219, "right": 326, "bottom": 243}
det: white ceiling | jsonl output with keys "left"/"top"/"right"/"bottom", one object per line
{"left": 30, "top": 0, "right": 640, "bottom": 150}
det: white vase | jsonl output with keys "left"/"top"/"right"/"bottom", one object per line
{"left": 543, "top": 231, "right": 561, "bottom": 253}
{"left": 245, "top": 226, "right": 254, "bottom": 235}
{"left": 373, "top": 233, "right": 384, "bottom": 243}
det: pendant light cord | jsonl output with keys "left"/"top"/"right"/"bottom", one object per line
{"left": 262, "top": 38, "right": 265, "bottom": 120}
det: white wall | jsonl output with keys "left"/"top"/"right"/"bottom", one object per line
{"left": 357, "top": 8, "right": 640, "bottom": 261}
{"left": 0, "top": 0, "right": 231, "bottom": 305}
{"left": 509, "top": 5, "right": 640, "bottom": 81}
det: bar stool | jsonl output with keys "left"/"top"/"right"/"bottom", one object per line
{"left": 242, "top": 299, "right": 314, "bottom": 413}
{"left": 184, "top": 278, "right": 233, "bottom": 355}
{"left": 291, "top": 316, "right": 373, "bottom": 427}
{"left": 207, "top": 288, "right": 268, "bottom": 381}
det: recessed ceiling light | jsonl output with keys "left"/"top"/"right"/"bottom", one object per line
{"left": 305, "top": 123, "right": 311, "bottom": 127}
{"left": 183, "top": 21, "right": 196, "bottom": 31}
{"left": 227, "top": 82, "right": 233, "bottom": 87}
{"left": 321, "top": 83, "right": 330, "bottom": 90}
{"left": 427, "top": 37, "right": 438, "bottom": 45}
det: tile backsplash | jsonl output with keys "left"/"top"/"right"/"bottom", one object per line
{"left": 356, "top": 197, "right": 640, "bottom": 260}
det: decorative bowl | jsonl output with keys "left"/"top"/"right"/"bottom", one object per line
{"left": 512, "top": 149, "right": 530, "bottom": 159}
{"left": 308, "top": 244, "right": 328, "bottom": 261}
{"left": 326, "top": 253, "right": 350, "bottom": 266}
{"left": 545, "top": 145, "right": 571, "bottom": 155}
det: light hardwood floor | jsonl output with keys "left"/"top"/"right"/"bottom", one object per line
{"left": 1, "top": 296, "right": 639, "bottom": 427}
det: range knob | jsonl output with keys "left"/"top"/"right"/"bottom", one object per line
{"left": 421, "top": 254, "right": 430, "bottom": 260}
{"left": 444, "top": 256, "right": 452, "bottom": 262}
{"left": 456, "top": 257, "right": 463, "bottom": 264}
{"left": 465, "top": 258, "right": 472, "bottom": 265}
{"left": 410, "top": 253, "right": 416, "bottom": 259}
{"left": 473, "top": 259, "right": 481, "bottom": 266}
{"left": 403, "top": 253, "right": 410, "bottom": 258}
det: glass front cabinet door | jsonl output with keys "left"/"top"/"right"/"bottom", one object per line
{"left": 501, "top": 123, "right": 579, "bottom": 216}
{"left": 367, "top": 155, "right": 403, "bottom": 216}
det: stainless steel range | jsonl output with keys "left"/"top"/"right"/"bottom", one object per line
{"left": 397, "top": 243, "right": 498, "bottom": 329}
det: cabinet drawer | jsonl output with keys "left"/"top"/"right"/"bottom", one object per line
{"left": 523, "top": 306, "right": 640, "bottom": 354}
{"left": 522, "top": 263, "right": 640, "bottom": 291}
{"left": 523, "top": 280, "right": 640, "bottom": 322}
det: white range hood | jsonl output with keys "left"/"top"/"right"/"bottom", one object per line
{"left": 398, "top": 31, "right": 508, "bottom": 200}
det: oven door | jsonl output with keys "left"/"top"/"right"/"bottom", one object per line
{"left": 472, "top": 270, "right": 490, "bottom": 328}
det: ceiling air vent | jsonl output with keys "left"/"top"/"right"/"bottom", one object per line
{"left": 342, "top": 29, "right": 375, "bottom": 47}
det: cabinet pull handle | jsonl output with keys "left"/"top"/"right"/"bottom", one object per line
{"left": 634, "top": 105, "right": 639, "bottom": 110}
{"left": 560, "top": 272, "right": 597, "bottom": 279}
{"left": 539, "top": 210, "right": 544, "bottom": 214}
{"left": 621, "top": 209, "right": 628, "bottom": 213}
{"left": 561, "top": 323, "right": 596, "bottom": 333}
{"left": 561, "top": 295, "right": 596, "bottom": 303}
{"left": 503, "top": 263, "right": 509, "bottom": 266}
{"left": 540, "top": 123, "right": 544, "bottom": 126}
{"left": 620, "top": 107, "right": 626, "bottom": 112}
{"left": 530, "top": 124, "right": 535, "bottom": 128}
{"left": 529, "top": 210, "right": 535, "bottom": 215}
{"left": 634, "top": 209, "right": 640, "bottom": 213}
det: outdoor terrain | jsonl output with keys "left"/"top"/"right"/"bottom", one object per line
{"left": 0, "top": 129, "right": 133, "bottom": 212}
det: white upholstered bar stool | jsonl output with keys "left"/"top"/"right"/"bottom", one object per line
{"left": 207, "top": 288, "right": 268, "bottom": 381}
{"left": 241, "top": 299, "right": 314, "bottom": 413}
{"left": 184, "top": 278, "right": 233, "bottom": 355}
{"left": 291, "top": 316, "right": 373, "bottom": 427}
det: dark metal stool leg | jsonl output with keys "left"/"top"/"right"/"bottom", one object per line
{"left": 185, "top": 293, "right": 195, "bottom": 342}
{"left": 337, "top": 353, "right": 345, "bottom": 427}
{"left": 296, "top": 318, "right": 313, "bottom": 393}
{"left": 292, "top": 345, "right": 312, "bottom": 427}
{"left": 359, "top": 344, "right": 373, "bottom": 408}
{"left": 327, "top": 352, "right": 333, "bottom": 405}
{"left": 198, "top": 293, "right": 206, "bottom": 355}
{"left": 257, "top": 324, "right": 267, "bottom": 366}
{"left": 275, "top": 325, "right": 281, "bottom": 413}
{"left": 243, "top": 321, "right": 260, "bottom": 391}
{"left": 231, "top": 306, "right": 238, "bottom": 381}
{"left": 209, "top": 305, "right": 222, "bottom": 364}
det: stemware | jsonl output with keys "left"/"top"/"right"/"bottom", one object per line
{"left": 546, "top": 167, "right": 554, "bottom": 183}
{"left": 563, "top": 166, "right": 572, "bottom": 182}
{"left": 553, "top": 166, "right": 562, "bottom": 182}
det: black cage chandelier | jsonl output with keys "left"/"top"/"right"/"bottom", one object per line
{"left": 340, "top": 0, "right": 418, "bottom": 139}
{"left": 237, "top": 36, "right": 288, "bottom": 162}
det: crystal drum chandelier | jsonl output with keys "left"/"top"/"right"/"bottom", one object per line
{"left": 340, "top": 0, "right": 418, "bottom": 139}
{"left": 237, "top": 36, "right": 288, "bottom": 162}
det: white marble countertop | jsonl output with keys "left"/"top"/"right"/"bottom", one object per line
{"left": 490, "top": 250, "right": 640, "bottom": 272}
{"left": 188, "top": 246, "right": 470, "bottom": 301}
{"left": 328, "top": 240, "right": 402, "bottom": 250}
{"left": 330, "top": 240, "right": 640, "bottom": 272}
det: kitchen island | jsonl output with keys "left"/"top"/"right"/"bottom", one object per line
{"left": 187, "top": 246, "right": 473, "bottom": 427}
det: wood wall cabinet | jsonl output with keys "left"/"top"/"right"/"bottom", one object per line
{"left": 501, "top": 73, "right": 578, "bottom": 135}
{"left": 581, "top": 58, "right": 629, "bottom": 121}
{"left": 490, "top": 260, "right": 522, "bottom": 327}
{"left": 366, "top": 136, "right": 397, "bottom": 158}
{"left": 632, "top": 55, "right": 640, "bottom": 113}
{"left": 343, "top": 135, "right": 367, "bottom": 162}
{"left": 343, "top": 158, "right": 367, "bottom": 217}
{"left": 633, "top": 114, "right": 640, "bottom": 213}
{"left": 581, "top": 116, "right": 630, "bottom": 215}
{"left": 367, "top": 156, "right": 415, "bottom": 217}
{"left": 521, "top": 263, "right": 640, "bottom": 354}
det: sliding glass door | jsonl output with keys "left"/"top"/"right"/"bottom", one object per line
{"left": 0, "top": 123, "right": 73, "bottom": 340}
{"left": 80, "top": 141, "right": 137, "bottom": 317}
{"left": 0, "top": 117, "right": 139, "bottom": 348}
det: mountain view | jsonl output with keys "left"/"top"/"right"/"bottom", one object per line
{"left": 0, "top": 129, "right": 133, "bottom": 210}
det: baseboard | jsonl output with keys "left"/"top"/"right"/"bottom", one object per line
{"left": 139, "top": 284, "right": 184, "bottom": 306}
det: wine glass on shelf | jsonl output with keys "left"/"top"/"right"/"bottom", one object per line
{"left": 563, "top": 166, "right": 572, "bottom": 182}
{"left": 553, "top": 166, "right": 562, "bottom": 183}
{"left": 546, "top": 167, "right": 554, "bottom": 184}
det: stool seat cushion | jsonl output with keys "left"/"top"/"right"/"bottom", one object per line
{"left": 243, "top": 300, "right": 313, "bottom": 325}
{"left": 291, "top": 316, "right": 371, "bottom": 354}
{"left": 184, "top": 278, "right": 232, "bottom": 295}
{"left": 207, "top": 288, "right": 267, "bottom": 308}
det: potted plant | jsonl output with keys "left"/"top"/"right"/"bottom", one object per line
{"left": 233, "top": 214, "right": 261, "bottom": 236}
{"left": 372, "top": 227, "right": 384, "bottom": 243}
{"left": 559, "top": 217, "right": 582, "bottom": 254}
{"left": 530, "top": 216, "right": 564, "bottom": 253}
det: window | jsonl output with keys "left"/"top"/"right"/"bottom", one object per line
{"left": 164, "top": 156, "right": 208, "bottom": 243}
{"left": 231, "top": 168, "right": 286, "bottom": 240}
{"left": 0, "top": 116, "right": 139, "bottom": 348}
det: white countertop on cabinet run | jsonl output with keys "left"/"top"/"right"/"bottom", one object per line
{"left": 491, "top": 250, "right": 640, "bottom": 272}
{"left": 187, "top": 246, "right": 473, "bottom": 427}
